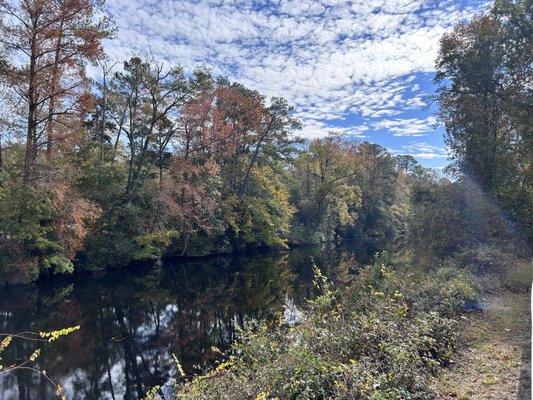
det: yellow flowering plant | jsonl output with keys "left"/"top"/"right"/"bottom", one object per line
{"left": 0, "top": 325, "right": 81, "bottom": 400}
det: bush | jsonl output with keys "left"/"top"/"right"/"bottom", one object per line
{"left": 174, "top": 256, "right": 476, "bottom": 399}
{"left": 445, "top": 243, "right": 531, "bottom": 293}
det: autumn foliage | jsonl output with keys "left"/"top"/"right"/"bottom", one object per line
{"left": 0, "top": 0, "right": 530, "bottom": 283}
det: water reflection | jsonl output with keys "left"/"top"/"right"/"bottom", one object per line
{"left": 0, "top": 246, "right": 362, "bottom": 400}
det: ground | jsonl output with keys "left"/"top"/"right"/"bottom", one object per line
{"left": 433, "top": 288, "right": 531, "bottom": 400}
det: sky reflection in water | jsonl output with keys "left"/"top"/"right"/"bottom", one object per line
{"left": 0, "top": 246, "right": 363, "bottom": 400}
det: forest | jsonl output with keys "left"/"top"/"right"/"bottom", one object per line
{"left": 0, "top": 0, "right": 529, "bottom": 284}
{"left": 0, "top": 0, "right": 531, "bottom": 398}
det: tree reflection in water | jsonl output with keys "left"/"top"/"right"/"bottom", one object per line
{"left": 0, "top": 246, "right": 361, "bottom": 399}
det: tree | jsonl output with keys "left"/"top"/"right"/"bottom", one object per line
{"left": 349, "top": 142, "right": 406, "bottom": 252}
{"left": 0, "top": 0, "right": 109, "bottom": 281}
{"left": 181, "top": 79, "right": 301, "bottom": 251}
{"left": 290, "top": 134, "right": 362, "bottom": 244}
{"left": 77, "top": 65, "right": 301, "bottom": 266}
{"left": 0, "top": 0, "right": 111, "bottom": 182}
{"left": 395, "top": 154, "right": 427, "bottom": 177}
{"left": 105, "top": 56, "right": 189, "bottom": 199}
{"left": 435, "top": 0, "right": 532, "bottom": 241}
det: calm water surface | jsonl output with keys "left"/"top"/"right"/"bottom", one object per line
{"left": 0, "top": 246, "right": 363, "bottom": 400}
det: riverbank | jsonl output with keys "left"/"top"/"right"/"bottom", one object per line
{"left": 170, "top": 247, "right": 531, "bottom": 400}
{"left": 174, "top": 257, "right": 479, "bottom": 399}
{"left": 0, "top": 246, "right": 365, "bottom": 399}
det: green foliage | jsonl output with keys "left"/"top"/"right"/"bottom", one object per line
{"left": 177, "top": 258, "right": 476, "bottom": 399}
{"left": 290, "top": 134, "right": 363, "bottom": 244}
{"left": 0, "top": 178, "right": 73, "bottom": 283}
{"left": 42, "top": 254, "right": 75, "bottom": 274}
{"left": 234, "top": 167, "right": 294, "bottom": 249}
{"left": 435, "top": 0, "right": 532, "bottom": 242}
{"left": 349, "top": 142, "right": 407, "bottom": 251}
{"left": 134, "top": 230, "right": 180, "bottom": 261}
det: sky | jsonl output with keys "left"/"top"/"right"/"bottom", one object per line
{"left": 103, "top": 0, "right": 490, "bottom": 169}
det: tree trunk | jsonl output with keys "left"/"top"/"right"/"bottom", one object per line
{"left": 45, "top": 20, "right": 64, "bottom": 160}
{"left": 22, "top": 18, "right": 39, "bottom": 184}
{"left": 239, "top": 116, "right": 274, "bottom": 198}
{"left": 23, "top": 69, "right": 37, "bottom": 183}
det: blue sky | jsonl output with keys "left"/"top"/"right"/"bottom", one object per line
{"left": 104, "top": 0, "right": 490, "bottom": 169}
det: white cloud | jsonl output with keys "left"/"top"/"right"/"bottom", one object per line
{"left": 373, "top": 116, "right": 438, "bottom": 136}
{"left": 102, "top": 0, "right": 486, "bottom": 138}
{"left": 392, "top": 141, "right": 450, "bottom": 159}
{"left": 300, "top": 119, "right": 369, "bottom": 140}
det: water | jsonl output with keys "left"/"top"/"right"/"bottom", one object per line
{"left": 0, "top": 246, "right": 363, "bottom": 400}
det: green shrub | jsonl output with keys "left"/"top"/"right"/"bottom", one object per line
{"left": 174, "top": 257, "right": 476, "bottom": 400}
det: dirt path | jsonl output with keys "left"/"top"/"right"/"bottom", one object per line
{"left": 433, "top": 289, "right": 531, "bottom": 400}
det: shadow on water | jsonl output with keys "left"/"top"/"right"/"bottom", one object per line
{"left": 0, "top": 245, "right": 363, "bottom": 400}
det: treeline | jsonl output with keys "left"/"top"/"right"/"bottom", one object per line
{"left": 0, "top": 0, "right": 530, "bottom": 284}
{"left": 435, "top": 0, "right": 532, "bottom": 245}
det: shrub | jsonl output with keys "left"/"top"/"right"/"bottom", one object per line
{"left": 174, "top": 256, "right": 475, "bottom": 400}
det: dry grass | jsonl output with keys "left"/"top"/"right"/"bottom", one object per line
{"left": 432, "top": 287, "right": 531, "bottom": 400}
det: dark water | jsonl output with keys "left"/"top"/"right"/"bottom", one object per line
{"left": 0, "top": 246, "right": 362, "bottom": 400}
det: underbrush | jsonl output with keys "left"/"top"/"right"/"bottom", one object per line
{"left": 443, "top": 243, "right": 531, "bottom": 293}
{"left": 171, "top": 254, "right": 477, "bottom": 400}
